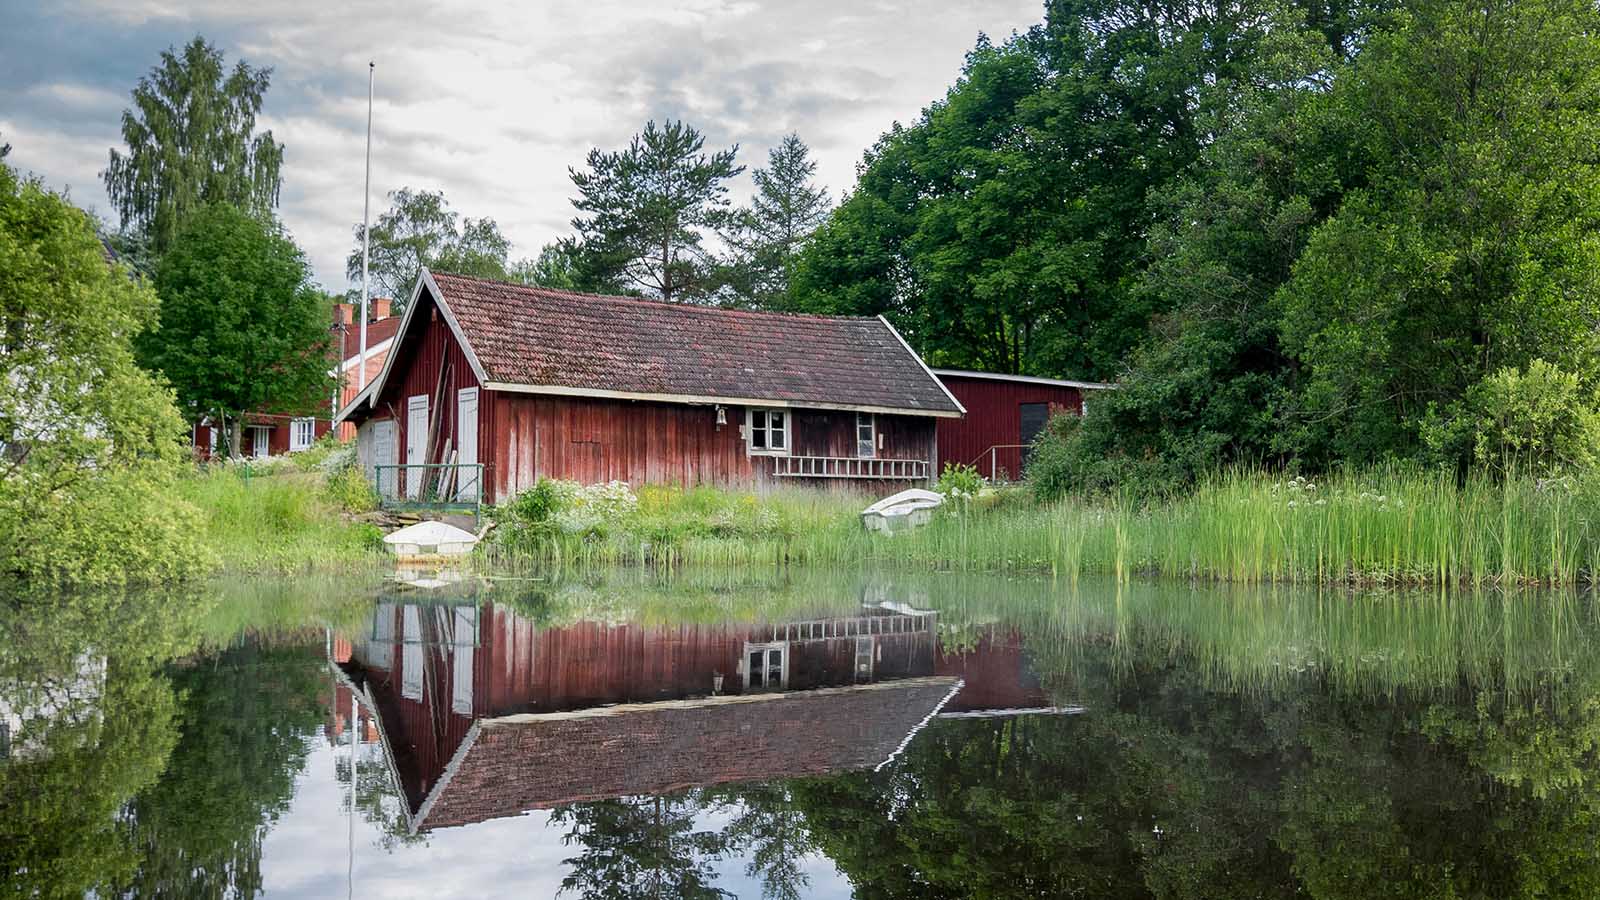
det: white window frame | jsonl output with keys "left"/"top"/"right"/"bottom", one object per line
{"left": 745, "top": 408, "right": 790, "bottom": 456}
{"left": 856, "top": 412, "right": 876, "bottom": 459}
{"left": 289, "top": 417, "right": 316, "bottom": 452}
{"left": 742, "top": 641, "right": 788, "bottom": 690}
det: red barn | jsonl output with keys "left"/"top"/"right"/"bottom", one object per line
{"left": 933, "top": 369, "right": 1113, "bottom": 482}
{"left": 336, "top": 270, "right": 965, "bottom": 502}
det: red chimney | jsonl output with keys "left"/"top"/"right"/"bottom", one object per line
{"left": 334, "top": 302, "right": 354, "bottom": 326}
{"left": 370, "top": 297, "right": 392, "bottom": 320}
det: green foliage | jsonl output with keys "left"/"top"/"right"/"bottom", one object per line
{"left": 144, "top": 203, "right": 333, "bottom": 456}
{"left": 346, "top": 187, "right": 517, "bottom": 309}
{"left": 792, "top": 2, "right": 1325, "bottom": 378}
{"left": 322, "top": 462, "right": 377, "bottom": 514}
{"left": 483, "top": 468, "right": 1600, "bottom": 585}
{"left": 0, "top": 159, "right": 209, "bottom": 586}
{"left": 724, "top": 134, "right": 831, "bottom": 310}
{"left": 934, "top": 462, "right": 983, "bottom": 506}
{"left": 568, "top": 119, "right": 744, "bottom": 301}
{"left": 1275, "top": 0, "right": 1600, "bottom": 464}
{"left": 103, "top": 36, "right": 283, "bottom": 255}
{"left": 1421, "top": 360, "right": 1600, "bottom": 476}
{"left": 510, "top": 240, "right": 585, "bottom": 290}
{"left": 176, "top": 466, "right": 382, "bottom": 574}
{"left": 495, "top": 477, "right": 570, "bottom": 540}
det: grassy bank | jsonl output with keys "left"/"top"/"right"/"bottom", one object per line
{"left": 177, "top": 461, "right": 385, "bottom": 575}
{"left": 484, "top": 467, "right": 1600, "bottom": 586}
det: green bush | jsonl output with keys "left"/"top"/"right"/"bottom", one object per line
{"left": 1422, "top": 360, "right": 1600, "bottom": 476}
{"left": 323, "top": 464, "right": 377, "bottom": 513}
{"left": 290, "top": 433, "right": 345, "bottom": 471}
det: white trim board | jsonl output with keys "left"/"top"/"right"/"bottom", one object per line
{"left": 482, "top": 381, "right": 963, "bottom": 418}
{"left": 879, "top": 316, "right": 968, "bottom": 416}
{"left": 932, "top": 368, "right": 1116, "bottom": 391}
{"left": 336, "top": 336, "right": 395, "bottom": 373}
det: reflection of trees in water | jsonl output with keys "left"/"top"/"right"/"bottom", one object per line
{"left": 781, "top": 655, "right": 1600, "bottom": 899}
{"left": 0, "top": 588, "right": 212, "bottom": 898}
{"left": 710, "top": 783, "right": 816, "bottom": 900}
{"left": 533, "top": 645, "right": 1600, "bottom": 899}
{"left": 553, "top": 795, "right": 731, "bottom": 899}
{"left": 115, "top": 641, "right": 328, "bottom": 898}
{"left": 0, "top": 662, "right": 179, "bottom": 898}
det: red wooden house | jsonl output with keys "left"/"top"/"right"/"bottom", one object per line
{"left": 336, "top": 270, "right": 965, "bottom": 502}
{"left": 933, "top": 369, "right": 1114, "bottom": 482}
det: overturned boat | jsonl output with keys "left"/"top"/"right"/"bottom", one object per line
{"left": 861, "top": 488, "right": 944, "bottom": 534}
{"left": 382, "top": 520, "right": 480, "bottom": 562}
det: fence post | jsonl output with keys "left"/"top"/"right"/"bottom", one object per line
{"left": 990, "top": 446, "right": 997, "bottom": 481}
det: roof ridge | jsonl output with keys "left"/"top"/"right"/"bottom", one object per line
{"left": 428, "top": 269, "right": 875, "bottom": 325}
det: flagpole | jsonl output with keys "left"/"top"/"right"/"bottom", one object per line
{"left": 358, "top": 61, "right": 374, "bottom": 390}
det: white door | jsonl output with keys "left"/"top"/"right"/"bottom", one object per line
{"left": 372, "top": 420, "right": 398, "bottom": 499}
{"left": 406, "top": 395, "right": 428, "bottom": 498}
{"left": 456, "top": 387, "right": 479, "bottom": 501}
{"left": 452, "top": 606, "right": 477, "bottom": 714}
{"left": 251, "top": 426, "right": 270, "bottom": 459}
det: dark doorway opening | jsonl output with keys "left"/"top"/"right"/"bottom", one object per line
{"left": 1019, "top": 403, "right": 1050, "bottom": 474}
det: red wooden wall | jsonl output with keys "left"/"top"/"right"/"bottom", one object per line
{"left": 934, "top": 374, "right": 1085, "bottom": 481}
{"left": 491, "top": 396, "right": 936, "bottom": 499}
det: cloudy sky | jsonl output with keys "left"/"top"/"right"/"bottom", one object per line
{"left": 0, "top": 0, "right": 1045, "bottom": 292}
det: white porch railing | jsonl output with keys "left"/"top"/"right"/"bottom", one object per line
{"left": 765, "top": 612, "right": 937, "bottom": 643}
{"left": 770, "top": 455, "right": 930, "bottom": 480}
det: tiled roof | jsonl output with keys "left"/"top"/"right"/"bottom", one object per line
{"left": 416, "top": 676, "right": 961, "bottom": 830}
{"left": 428, "top": 271, "right": 961, "bottom": 415}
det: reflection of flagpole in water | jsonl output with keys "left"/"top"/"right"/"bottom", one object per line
{"left": 349, "top": 688, "right": 356, "bottom": 899}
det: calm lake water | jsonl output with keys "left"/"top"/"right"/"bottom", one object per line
{"left": 7, "top": 569, "right": 1600, "bottom": 898}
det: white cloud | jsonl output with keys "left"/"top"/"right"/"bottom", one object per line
{"left": 4, "top": 0, "right": 1043, "bottom": 290}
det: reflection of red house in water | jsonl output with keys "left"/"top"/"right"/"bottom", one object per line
{"left": 936, "top": 629, "right": 1053, "bottom": 715}
{"left": 334, "top": 601, "right": 1061, "bottom": 832}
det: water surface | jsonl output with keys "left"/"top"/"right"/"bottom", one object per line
{"left": 6, "top": 570, "right": 1600, "bottom": 898}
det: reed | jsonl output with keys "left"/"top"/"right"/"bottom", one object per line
{"left": 483, "top": 466, "right": 1600, "bottom": 586}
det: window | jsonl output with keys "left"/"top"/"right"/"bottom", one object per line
{"left": 744, "top": 642, "right": 787, "bottom": 690}
{"left": 747, "top": 409, "right": 789, "bottom": 454}
{"left": 856, "top": 413, "right": 876, "bottom": 458}
{"left": 290, "top": 417, "right": 316, "bottom": 452}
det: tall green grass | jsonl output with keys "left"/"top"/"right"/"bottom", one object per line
{"left": 176, "top": 466, "right": 385, "bottom": 575}
{"left": 483, "top": 466, "right": 1600, "bottom": 586}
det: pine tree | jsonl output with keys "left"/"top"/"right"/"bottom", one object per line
{"left": 728, "top": 134, "right": 830, "bottom": 309}
{"left": 568, "top": 120, "right": 742, "bottom": 302}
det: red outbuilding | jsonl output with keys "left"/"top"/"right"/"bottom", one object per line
{"left": 932, "top": 369, "right": 1113, "bottom": 482}
{"left": 335, "top": 270, "right": 965, "bottom": 502}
